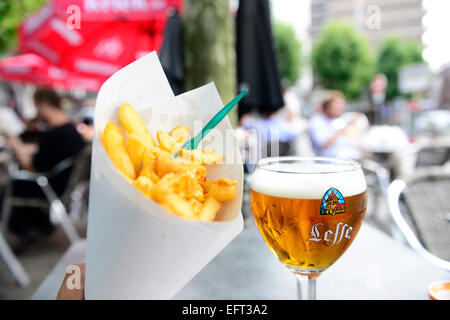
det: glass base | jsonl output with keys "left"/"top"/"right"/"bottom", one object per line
{"left": 285, "top": 265, "right": 325, "bottom": 278}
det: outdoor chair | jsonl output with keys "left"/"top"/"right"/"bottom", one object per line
{"left": 0, "top": 229, "right": 30, "bottom": 287}
{"left": 387, "top": 166, "right": 450, "bottom": 270}
{"left": 0, "top": 150, "right": 29, "bottom": 287}
{"left": 415, "top": 143, "right": 450, "bottom": 168}
{"left": 1, "top": 145, "right": 91, "bottom": 244}
{"left": 361, "top": 159, "right": 392, "bottom": 234}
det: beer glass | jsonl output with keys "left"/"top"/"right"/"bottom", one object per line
{"left": 250, "top": 157, "right": 367, "bottom": 300}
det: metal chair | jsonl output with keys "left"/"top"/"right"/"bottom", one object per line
{"left": 1, "top": 145, "right": 91, "bottom": 244}
{"left": 0, "top": 229, "right": 30, "bottom": 287}
{"left": 415, "top": 143, "right": 450, "bottom": 168}
{"left": 361, "top": 159, "right": 393, "bottom": 235}
{"left": 0, "top": 150, "right": 30, "bottom": 287}
{"left": 387, "top": 166, "right": 450, "bottom": 270}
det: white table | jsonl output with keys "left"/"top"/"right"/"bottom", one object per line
{"left": 32, "top": 223, "right": 449, "bottom": 300}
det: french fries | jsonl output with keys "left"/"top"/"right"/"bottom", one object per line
{"left": 102, "top": 103, "right": 237, "bottom": 221}
{"left": 119, "top": 103, "right": 156, "bottom": 149}
{"left": 157, "top": 130, "right": 180, "bottom": 154}
{"left": 102, "top": 121, "right": 136, "bottom": 179}
{"left": 179, "top": 149, "right": 224, "bottom": 165}
{"left": 201, "top": 178, "right": 238, "bottom": 202}
{"left": 133, "top": 176, "right": 154, "bottom": 198}
{"left": 175, "top": 174, "right": 204, "bottom": 202}
{"left": 139, "top": 165, "right": 160, "bottom": 183}
{"left": 127, "top": 133, "right": 145, "bottom": 173}
{"left": 155, "top": 152, "right": 207, "bottom": 182}
{"left": 170, "top": 126, "right": 190, "bottom": 144}
{"left": 198, "top": 197, "right": 222, "bottom": 222}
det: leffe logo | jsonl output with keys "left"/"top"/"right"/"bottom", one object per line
{"left": 320, "top": 187, "right": 346, "bottom": 216}
{"left": 307, "top": 222, "right": 353, "bottom": 246}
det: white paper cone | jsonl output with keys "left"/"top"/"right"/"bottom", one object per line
{"left": 85, "top": 52, "right": 244, "bottom": 299}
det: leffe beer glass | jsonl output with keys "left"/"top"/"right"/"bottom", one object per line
{"left": 250, "top": 157, "right": 367, "bottom": 300}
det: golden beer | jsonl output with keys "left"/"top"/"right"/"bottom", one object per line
{"left": 250, "top": 156, "right": 367, "bottom": 289}
{"left": 250, "top": 190, "right": 367, "bottom": 275}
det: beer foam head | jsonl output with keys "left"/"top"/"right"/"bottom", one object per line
{"left": 250, "top": 159, "right": 367, "bottom": 199}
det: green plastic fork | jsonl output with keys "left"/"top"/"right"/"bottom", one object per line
{"left": 175, "top": 89, "right": 248, "bottom": 157}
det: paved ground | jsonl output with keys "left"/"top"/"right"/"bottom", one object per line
{"left": 0, "top": 216, "right": 87, "bottom": 300}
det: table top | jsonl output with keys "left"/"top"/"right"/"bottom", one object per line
{"left": 32, "top": 222, "right": 449, "bottom": 300}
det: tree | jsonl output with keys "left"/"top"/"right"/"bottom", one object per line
{"left": 273, "top": 22, "right": 302, "bottom": 86}
{"left": 403, "top": 40, "right": 423, "bottom": 64}
{"left": 182, "top": 0, "right": 236, "bottom": 124}
{"left": 0, "top": 0, "right": 48, "bottom": 54}
{"left": 311, "top": 21, "right": 375, "bottom": 100}
{"left": 377, "top": 37, "right": 423, "bottom": 101}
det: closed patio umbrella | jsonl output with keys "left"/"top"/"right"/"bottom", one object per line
{"left": 159, "top": 8, "right": 184, "bottom": 95}
{"left": 236, "top": 0, "right": 284, "bottom": 119}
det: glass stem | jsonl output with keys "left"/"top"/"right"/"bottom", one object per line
{"left": 295, "top": 274, "right": 317, "bottom": 300}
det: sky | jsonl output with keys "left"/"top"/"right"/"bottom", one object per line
{"left": 271, "top": 0, "right": 311, "bottom": 47}
{"left": 271, "top": 0, "right": 312, "bottom": 90}
{"left": 271, "top": 0, "right": 450, "bottom": 72}
{"left": 422, "top": 0, "right": 450, "bottom": 71}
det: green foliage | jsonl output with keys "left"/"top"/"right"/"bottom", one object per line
{"left": 377, "top": 37, "right": 423, "bottom": 101}
{"left": 0, "top": 0, "right": 49, "bottom": 54}
{"left": 273, "top": 22, "right": 302, "bottom": 86}
{"left": 311, "top": 21, "right": 375, "bottom": 100}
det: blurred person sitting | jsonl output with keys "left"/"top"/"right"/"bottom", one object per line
{"left": 240, "top": 108, "right": 298, "bottom": 157}
{"left": 3, "top": 88, "right": 85, "bottom": 246}
{"left": 75, "top": 105, "right": 95, "bottom": 142}
{"left": 309, "top": 91, "right": 362, "bottom": 160}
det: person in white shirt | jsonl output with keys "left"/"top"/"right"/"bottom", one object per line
{"left": 309, "top": 91, "right": 361, "bottom": 160}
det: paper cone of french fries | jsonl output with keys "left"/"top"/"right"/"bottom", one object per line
{"left": 85, "top": 52, "right": 244, "bottom": 299}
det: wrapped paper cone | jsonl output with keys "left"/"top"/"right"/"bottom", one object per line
{"left": 85, "top": 52, "right": 244, "bottom": 299}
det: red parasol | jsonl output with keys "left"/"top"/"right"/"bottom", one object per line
{"left": 53, "top": 20, "right": 163, "bottom": 79}
{"left": 17, "top": 0, "right": 182, "bottom": 90}
{"left": 0, "top": 53, "right": 47, "bottom": 84}
{"left": 0, "top": 53, "right": 102, "bottom": 91}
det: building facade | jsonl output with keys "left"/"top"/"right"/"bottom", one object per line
{"left": 310, "top": 0, "right": 424, "bottom": 47}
